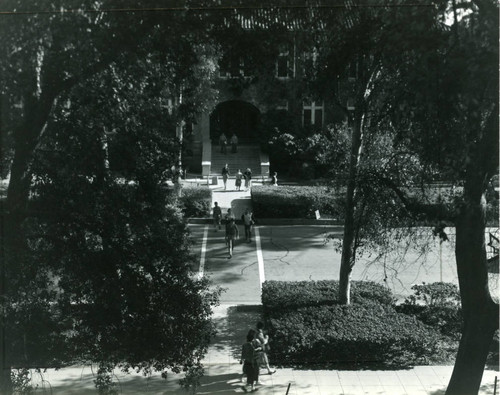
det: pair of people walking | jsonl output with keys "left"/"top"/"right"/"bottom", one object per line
{"left": 225, "top": 207, "right": 255, "bottom": 258}
{"left": 226, "top": 208, "right": 255, "bottom": 258}
{"left": 219, "top": 133, "right": 238, "bottom": 154}
{"left": 222, "top": 165, "right": 247, "bottom": 191}
{"left": 212, "top": 205, "right": 255, "bottom": 258}
{"left": 240, "top": 322, "right": 276, "bottom": 392}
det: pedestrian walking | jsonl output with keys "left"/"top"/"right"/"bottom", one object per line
{"left": 222, "top": 164, "right": 230, "bottom": 190}
{"left": 219, "top": 133, "right": 227, "bottom": 154}
{"left": 230, "top": 133, "right": 239, "bottom": 153}
{"left": 243, "top": 168, "right": 252, "bottom": 190}
{"left": 225, "top": 208, "right": 235, "bottom": 223}
{"left": 256, "top": 322, "right": 276, "bottom": 375}
{"left": 240, "top": 329, "right": 262, "bottom": 392}
{"left": 241, "top": 208, "right": 255, "bottom": 242}
{"left": 235, "top": 169, "right": 243, "bottom": 191}
{"left": 225, "top": 218, "right": 239, "bottom": 258}
{"left": 212, "top": 202, "right": 222, "bottom": 231}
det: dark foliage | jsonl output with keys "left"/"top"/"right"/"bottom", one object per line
{"left": 179, "top": 186, "right": 212, "bottom": 218}
{"left": 396, "top": 282, "right": 462, "bottom": 340}
{"left": 262, "top": 280, "right": 453, "bottom": 367}
{"left": 262, "top": 280, "right": 394, "bottom": 313}
{"left": 251, "top": 185, "right": 343, "bottom": 219}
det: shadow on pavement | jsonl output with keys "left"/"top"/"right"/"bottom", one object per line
{"left": 231, "top": 198, "right": 252, "bottom": 219}
{"left": 259, "top": 226, "right": 342, "bottom": 252}
{"left": 197, "top": 372, "right": 243, "bottom": 394}
{"left": 210, "top": 305, "right": 263, "bottom": 360}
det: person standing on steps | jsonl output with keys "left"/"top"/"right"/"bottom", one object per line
{"left": 222, "top": 164, "right": 230, "bottom": 190}
{"left": 212, "top": 202, "right": 222, "bottom": 231}
{"left": 230, "top": 133, "right": 238, "bottom": 153}
{"left": 243, "top": 168, "right": 252, "bottom": 191}
{"left": 225, "top": 218, "right": 239, "bottom": 258}
{"left": 219, "top": 132, "right": 227, "bottom": 154}
{"left": 235, "top": 169, "right": 243, "bottom": 191}
{"left": 241, "top": 208, "right": 255, "bottom": 242}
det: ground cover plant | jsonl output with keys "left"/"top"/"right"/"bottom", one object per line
{"left": 179, "top": 185, "right": 212, "bottom": 218}
{"left": 262, "top": 280, "right": 457, "bottom": 368}
{"left": 251, "top": 185, "right": 343, "bottom": 219}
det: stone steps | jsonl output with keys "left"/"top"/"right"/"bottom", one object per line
{"left": 211, "top": 143, "right": 261, "bottom": 175}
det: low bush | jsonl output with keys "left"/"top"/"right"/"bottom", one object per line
{"left": 179, "top": 185, "right": 211, "bottom": 217}
{"left": 251, "top": 185, "right": 343, "bottom": 219}
{"left": 262, "top": 280, "right": 394, "bottom": 313}
{"left": 268, "top": 303, "right": 444, "bottom": 366}
{"left": 396, "top": 282, "right": 462, "bottom": 339}
{"left": 403, "top": 282, "right": 461, "bottom": 307}
{"left": 262, "top": 280, "right": 452, "bottom": 367}
{"left": 399, "top": 305, "right": 462, "bottom": 340}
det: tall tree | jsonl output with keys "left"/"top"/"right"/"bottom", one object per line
{"left": 0, "top": 1, "right": 221, "bottom": 392}
{"left": 377, "top": 1, "right": 499, "bottom": 393}
{"left": 310, "top": 1, "right": 413, "bottom": 304}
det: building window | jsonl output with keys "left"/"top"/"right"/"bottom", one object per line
{"left": 348, "top": 60, "right": 358, "bottom": 80}
{"left": 302, "top": 50, "right": 318, "bottom": 76}
{"left": 303, "top": 102, "right": 324, "bottom": 127}
{"left": 242, "top": 59, "right": 254, "bottom": 77}
{"left": 276, "top": 52, "right": 289, "bottom": 78}
{"left": 276, "top": 100, "right": 288, "bottom": 111}
{"left": 219, "top": 56, "right": 252, "bottom": 78}
{"left": 347, "top": 98, "right": 355, "bottom": 111}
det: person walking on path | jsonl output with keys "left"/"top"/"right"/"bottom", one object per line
{"left": 222, "top": 164, "right": 230, "bottom": 190}
{"left": 240, "top": 329, "right": 262, "bottom": 392}
{"left": 241, "top": 208, "right": 255, "bottom": 242}
{"left": 219, "top": 133, "right": 227, "bottom": 154}
{"left": 225, "top": 218, "right": 239, "bottom": 258}
{"left": 224, "top": 208, "right": 235, "bottom": 224}
{"left": 235, "top": 169, "right": 243, "bottom": 191}
{"left": 212, "top": 202, "right": 222, "bottom": 231}
{"left": 231, "top": 133, "right": 238, "bottom": 153}
{"left": 256, "top": 321, "right": 276, "bottom": 375}
{"left": 243, "top": 168, "right": 252, "bottom": 191}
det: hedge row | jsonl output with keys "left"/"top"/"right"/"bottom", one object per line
{"left": 262, "top": 280, "right": 447, "bottom": 367}
{"left": 251, "top": 185, "right": 343, "bottom": 219}
{"left": 268, "top": 303, "right": 443, "bottom": 366}
{"left": 179, "top": 185, "right": 211, "bottom": 217}
{"left": 262, "top": 280, "right": 394, "bottom": 312}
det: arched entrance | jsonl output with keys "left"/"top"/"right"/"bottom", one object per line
{"left": 209, "top": 100, "right": 260, "bottom": 141}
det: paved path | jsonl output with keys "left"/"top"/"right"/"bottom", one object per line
{"left": 26, "top": 185, "right": 498, "bottom": 394}
{"left": 190, "top": 220, "right": 497, "bottom": 395}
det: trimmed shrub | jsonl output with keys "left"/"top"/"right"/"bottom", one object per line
{"left": 396, "top": 282, "right": 462, "bottom": 339}
{"left": 262, "top": 280, "right": 394, "bottom": 312}
{"left": 251, "top": 185, "right": 343, "bottom": 219}
{"left": 262, "top": 280, "right": 451, "bottom": 367}
{"left": 179, "top": 185, "right": 211, "bottom": 217}
{"left": 403, "top": 282, "right": 460, "bottom": 307}
{"left": 268, "top": 303, "right": 444, "bottom": 366}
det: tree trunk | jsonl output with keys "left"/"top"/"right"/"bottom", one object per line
{"left": 339, "top": 113, "right": 363, "bottom": 305}
{"left": 446, "top": 189, "right": 499, "bottom": 394}
{"left": 2, "top": 111, "right": 47, "bottom": 393}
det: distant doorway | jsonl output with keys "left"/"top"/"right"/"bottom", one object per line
{"left": 210, "top": 100, "right": 260, "bottom": 141}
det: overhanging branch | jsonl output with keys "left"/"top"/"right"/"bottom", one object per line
{"left": 378, "top": 175, "right": 456, "bottom": 223}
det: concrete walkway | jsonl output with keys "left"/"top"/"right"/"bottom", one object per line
{"left": 208, "top": 177, "right": 253, "bottom": 220}
{"left": 23, "top": 182, "right": 499, "bottom": 394}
